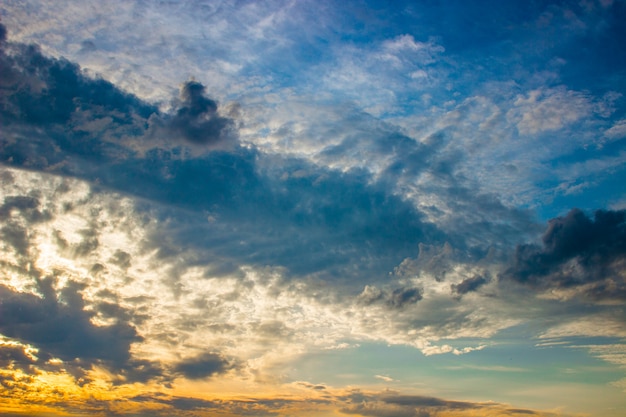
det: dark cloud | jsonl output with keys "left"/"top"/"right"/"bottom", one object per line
{"left": 0, "top": 195, "right": 51, "bottom": 259}
{"left": 502, "top": 208, "right": 626, "bottom": 300}
{"left": 358, "top": 285, "right": 423, "bottom": 309}
{"left": 0, "top": 277, "right": 160, "bottom": 383}
{"left": 0, "top": 26, "right": 481, "bottom": 291}
{"left": 173, "top": 352, "right": 234, "bottom": 380}
{"left": 339, "top": 391, "right": 538, "bottom": 417}
{"left": 0, "top": 23, "right": 533, "bottom": 292}
{"left": 382, "top": 394, "right": 478, "bottom": 409}
{"left": 130, "top": 393, "right": 221, "bottom": 412}
{"left": 0, "top": 343, "right": 49, "bottom": 376}
{"left": 1, "top": 223, "right": 29, "bottom": 257}
{"left": 74, "top": 227, "right": 99, "bottom": 256}
{"left": 0, "top": 32, "right": 155, "bottom": 169}
{"left": 297, "top": 382, "right": 327, "bottom": 390}
{"left": 0, "top": 25, "right": 154, "bottom": 128}
{"left": 0, "top": 23, "right": 7, "bottom": 43}
{"left": 388, "top": 287, "right": 423, "bottom": 308}
{"left": 167, "top": 80, "right": 235, "bottom": 146}
{"left": 109, "top": 249, "right": 132, "bottom": 268}
{"left": 506, "top": 409, "right": 538, "bottom": 415}
{"left": 116, "top": 150, "right": 443, "bottom": 286}
{"left": 128, "top": 393, "right": 327, "bottom": 416}
{"left": 0, "top": 195, "right": 50, "bottom": 223}
{"left": 79, "top": 40, "right": 97, "bottom": 53}
{"left": 451, "top": 275, "right": 488, "bottom": 296}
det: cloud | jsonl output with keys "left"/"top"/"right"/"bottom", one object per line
{"left": 174, "top": 352, "right": 235, "bottom": 380}
{"left": 0, "top": 28, "right": 452, "bottom": 286}
{"left": 507, "top": 88, "right": 592, "bottom": 136}
{"left": 451, "top": 275, "right": 489, "bottom": 296}
{"left": 357, "top": 285, "right": 423, "bottom": 309}
{"left": 1, "top": 7, "right": 626, "bottom": 416}
{"left": 321, "top": 33, "right": 445, "bottom": 115}
{"left": 339, "top": 391, "right": 547, "bottom": 417}
{"left": 165, "top": 80, "right": 236, "bottom": 147}
{"left": 0, "top": 278, "right": 160, "bottom": 383}
{"left": 0, "top": 195, "right": 51, "bottom": 260}
{"left": 502, "top": 208, "right": 626, "bottom": 300}
{"left": 382, "top": 394, "right": 478, "bottom": 409}
{"left": 0, "top": 25, "right": 237, "bottom": 167}
{"left": 605, "top": 119, "right": 626, "bottom": 140}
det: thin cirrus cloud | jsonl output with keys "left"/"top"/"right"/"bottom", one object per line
{"left": 1, "top": 0, "right": 626, "bottom": 416}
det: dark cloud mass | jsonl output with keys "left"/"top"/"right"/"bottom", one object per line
{"left": 174, "top": 352, "right": 234, "bottom": 380}
{"left": 0, "top": 195, "right": 51, "bottom": 259}
{"left": 451, "top": 275, "right": 488, "bottom": 296}
{"left": 0, "top": 25, "right": 440, "bottom": 285}
{"left": 358, "top": 285, "right": 423, "bottom": 309}
{"left": 0, "top": 22, "right": 7, "bottom": 43}
{"left": 388, "top": 287, "right": 423, "bottom": 308}
{"left": 503, "top": 208, "right": 626, "bottom": 300}
{"left": 169, "top": 80, "right": 234, "bottom": 146}
{"left": 0, "top": 23, "right": 234, "bottom": 171}
{"left": 0, "top": 277, "right": 159, "bottom": 383}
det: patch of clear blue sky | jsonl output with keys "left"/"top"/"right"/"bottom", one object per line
{"left": 289, "top": 338, "right": 619, "bottom": 385}
{"left": 288, "top": 337, "right": 626, "bottom": 412}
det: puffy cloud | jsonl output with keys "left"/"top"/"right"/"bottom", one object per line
{"left": 502, "top": 208, "right": 626, "bottom": 301}
{"left": 164, "top": 80, "right": 236, "bottom": 147}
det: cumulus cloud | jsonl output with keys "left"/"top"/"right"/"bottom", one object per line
{"left": 502, "top": 208, "right": 626, "bottom": 300}
{"left": 165, "top": 80, "right": 236, "bottom": 147}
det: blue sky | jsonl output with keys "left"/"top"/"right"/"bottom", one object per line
{"left": 1, "top": 1, "right": 625, "bottom": 416}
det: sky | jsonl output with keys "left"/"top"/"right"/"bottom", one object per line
{"left": 0, "top": 0, "right": 625, "bottom": 416}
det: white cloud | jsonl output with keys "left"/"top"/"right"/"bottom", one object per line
{"left": 605, "top": 119, "right": 626, "bottom": 140}
{"left": 508, "top": 87, "right": 592, "bottom": 136}
{"left": 580, "top": 344, "right": 626, "bottom": 367}
{"left": 539, "top": 316, "right": 626, "bottom": 339}
{"left": 321, "top": 34, "right": 445, "bottom": 116}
